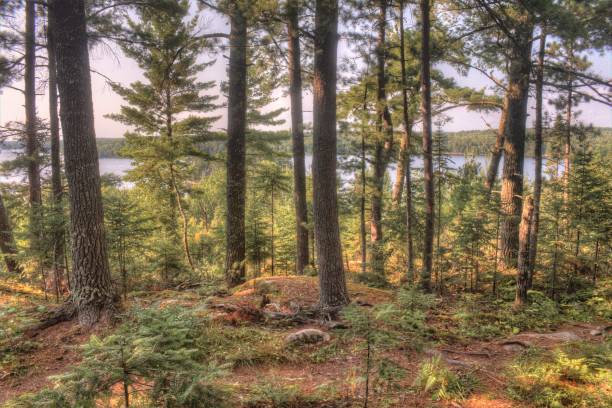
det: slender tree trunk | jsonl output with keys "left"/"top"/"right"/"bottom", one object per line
{"left": 420, "top": 0, "right": 434, "bottom": 292}
{"left": 499, "top": 21, "right": 534, "bottom": 269}
{"left": 47, "top": 12, "right": 66, "bottom": 295}
{"left": 527, "top": 28, "right": 546, "bottom": 289}
{"left": 171, "top": 170, "right": 195, "bottom": 272}
{"left": 270, "top": 187, "right": 275, "bottom": 276}
{"left": 593, "top": 239, "right": 599, "bottom": 285}
{"left": 286, "top": 1, "right": 309, "bottom": 275}
{"left": 360, "top": 126, "right": 367, "bottom": 274}
{"left": 370, "top": 0, "right": 394, "bottom": 276}
{"left": 225, "top": 4, "right": 248, "bottom": 287}
{"left": 25, "top": 0, "right": 42, "bottom": 243}
{"left": 484, "top": 94, "right": 509, "bottom": 192}
{"left": 551, "top": 205, "right": 560, "bottom": 300}
{"left": 563, "top": 47, "right": 573, "bottom": 208}
{"left": 492, "top": 209, "right": 500, "bottom": 296}
{"left": 515, "top": 196, "right": 533, "bottom": 308}
{"left": 0, "top": 193, "right": 21, "bottom": 274}
{"left": 313, "top": 0, "right": 349, "bottom": 310}
{"left": 359, "top": 56, "right": 372, "bottom": 275}
{"left": 397, "top": 0, "right": 414, "bottom": 282}
{"left": 165, "top": 84, "right": 195, "bottom": 274}
{"left": 51, "top": 0, "right": 116, "bottom": 327}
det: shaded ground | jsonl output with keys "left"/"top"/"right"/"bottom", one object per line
{"left": 0, "top": 276, "right": 609, "bottom": 407}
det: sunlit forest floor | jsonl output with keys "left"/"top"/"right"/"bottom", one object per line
{"left": 1, "top": 276, "right": 610, "bottom": 407}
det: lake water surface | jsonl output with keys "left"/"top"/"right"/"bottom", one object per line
{"left": 0, "top": 149, "right": 544, "bottom": 185}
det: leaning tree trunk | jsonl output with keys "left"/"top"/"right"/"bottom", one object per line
{"left": 420, "top": 0, "right": 434, "bottom": 292}
{"left": 370, "top": 0, "right": 394, "bottom": 276}
{"left": 484, "top": 94, "right": 509, "bottom": 193}
{"left": 287, "top": 0, "right": 309, "bottom": 275}
{"left": 25, "top": 0, "right": 42, "bottom": 244}
{"left": 225, "top": 4, "right": 248, "bottom": 287}
{"left": 0, "top": 193, "right": 21, "bottom": 274}
{"left": 527, "top": 28, "right": 546, "bottom": 289}
{"left": 51, "top": 0, "right": 115, "bottom": 327}
{"left": 499, "top": 20, "right": 534, "bottom": 269}
{"left": 47, "top": 11, "right": 66, "bottom": 298}
{"left": 515, "top": 196, "right": 533, "bottom": 308}
{"left": 313, "top": 0, "right": 349, "bottom": 310}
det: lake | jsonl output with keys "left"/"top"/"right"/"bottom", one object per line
{"left": 0, "top": 149, "right": 544, "bottom": 185}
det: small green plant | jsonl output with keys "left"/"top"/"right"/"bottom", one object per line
{"left": 412, "top": 356, "right": 477, "bottom": 401}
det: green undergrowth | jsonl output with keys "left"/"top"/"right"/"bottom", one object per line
{"left": 506, "top": 341, "right": 612, "bottom": 408}
{"left": 449, "top": 282, "right": 612, "bottom": 342}
{"left": 412, "top": 355, "right": 478, "bottom": 402}
{"left": 243, "top": 381, "right": 351, "bottom": 408}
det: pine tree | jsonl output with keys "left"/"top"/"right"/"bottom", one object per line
{"left": 108, "top": 0, "right": 218, "bottom": 276}
{"left": 50, "top": 0, "right": 115, "bottom": 327}
{"left": 313, "top": 0, "right": 349, "bottom": 310}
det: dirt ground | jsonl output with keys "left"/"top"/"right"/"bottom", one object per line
{"left": 0, "top": 276, "right": 609, "bottom": 407}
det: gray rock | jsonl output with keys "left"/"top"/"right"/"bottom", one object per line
{"left": 518, "top": 331, "right": 580, "bottom": 342}
{"left": 285, "top": 328, "right": 330, "bottom": 346}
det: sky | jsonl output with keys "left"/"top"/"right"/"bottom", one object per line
{"left": 0, "top": 8, "right": 610, "bottom": 141}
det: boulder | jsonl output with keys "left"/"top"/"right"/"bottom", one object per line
{"left": 285, "top": 328, "right": 330, "bottom": 346}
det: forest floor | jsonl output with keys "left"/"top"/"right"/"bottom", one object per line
{"left": 0, "top": 275, "right": 610, "bottom": 407}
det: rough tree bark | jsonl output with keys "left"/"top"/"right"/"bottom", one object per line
{"left": 225, "top": 3, "right": 248, "bottom": 287}
{"left": 0, "top": 193, "right": 21, "bottom": 274}
{"left": 25, "top": 0, "right": 42, "bottom": 240}
{"left": 370, "top": 0, "right": 394, "bottom": 276}
{"left": 313, "top": 0, "right": 349, "bottom": 310}
{"left": 286, "top": 0, "right": 309, "bottom": 275}
{"left": 527, "top": 28, "right": 546, "bottom": 289}
{"left": 484, "top": 94, "right": 509, "bottom": 193}
{"left": 50, "top": 0, "right": 116, "bottom": 327}
{"left": 499, "top": 20, "right": 534, "bottom": 269}
{"left": 47, "top": 11, "right": 66, "bottom": 298}
{"left": 420, "top": 0, "right": 434, "bottom": 292}
{"left": 515, "top": 196, "right": 533, "bottom": 308}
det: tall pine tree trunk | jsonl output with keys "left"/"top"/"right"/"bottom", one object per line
{"left": 25, "top": 0, "right": 42, "bottom": 243}
{"left": 47, "top": 11, "right": 66, "bottom": 296}
{"left": 0, "top": 193, "right": 21, "bottom": 274}
{"left": 286, "top": 0, "right": 309, "bottom": 275}
{"left": 397, "top": 0, "right": 414, "bottom": 282}
{"left": 515, "top": 196, "right": 533, "bottom": 308}
{"left": 484, "top": 94, "right": 508, "bottom": 192}
{"left": 420, "top": 0, "right": 434, "bottom": 292}
{"left": 528, "top": 28, "right": 546, "bottom": 289}
{"left": 313, "top": 0, "right": 349, "bottom": 310}
{"left": 225, "top": 4, "right": 248, "bottom": 287}
{"left": 499, "top": 20, "right": 533, "bottom": 269}
{"left": 370, "top": 0, "right": 394, "bottom": 276}
{"left": 51, "top": 0, "right": 115, "bottom": 327}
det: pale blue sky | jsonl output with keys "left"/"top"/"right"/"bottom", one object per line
{"left": 0, "top": 9, "right": 610, "bottom": 140}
